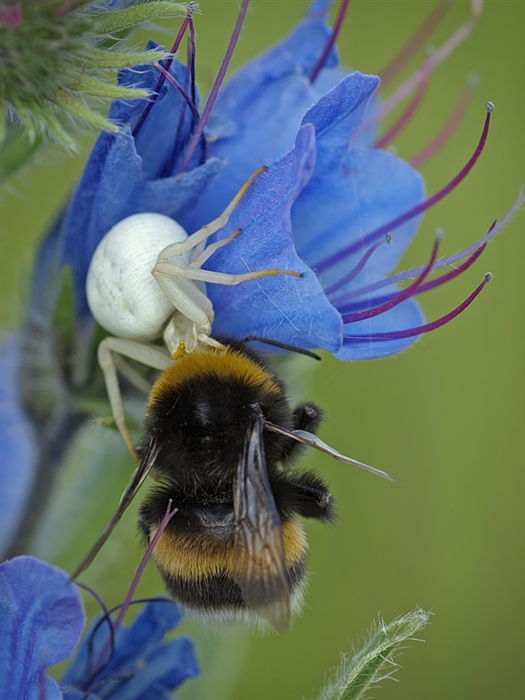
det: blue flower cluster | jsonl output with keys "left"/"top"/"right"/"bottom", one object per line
{"left": 53, "top": 0, "right": 427, "bottom": 361}
{"left": 0, "top": 557, "right": 198, "bottom": 700}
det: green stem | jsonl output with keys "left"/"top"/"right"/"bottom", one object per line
{"left": 318, "top": 609, "right": 431, "bottom": 700}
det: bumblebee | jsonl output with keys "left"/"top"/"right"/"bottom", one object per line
{"left": 74, "top": 169, "right": 394, "bottom": 632}
{"left": 137, "top": 340, "right": 334, "bottom": 632}
{"left": 72, "top": 337, "right": 392, "bottom": 633}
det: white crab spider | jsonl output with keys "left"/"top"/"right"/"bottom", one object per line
{"left": 86, "top": 168, "right": 301, "bottom": 460}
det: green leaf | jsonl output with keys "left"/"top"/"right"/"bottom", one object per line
{"left": 318, "top": 609, "right": 431, "bottom": 700}
{"left": 74, "top": 74, "right": 149, "bottom": 100}
{"left": 76, "top": 46, "right": 169, "bottom": 70}
{"left": 90, "top": 2, "right": 190, "bottom": 35}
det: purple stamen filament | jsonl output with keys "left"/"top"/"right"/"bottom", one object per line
{"left": 309, "top": 0, "right": 351, "bottom": 84}
{"left": 344, "top": 273, "right": 492, "bottom": 341}
{"left": 324, "top": 239, "right": 385, "bottom": 296}
{"left": 341, "top": 235, "right": 440, "bottom": 323}
{"left": 315, "top": 105, "right": 493, "bottom": 274}
{"left": 177, "top": 0, "right": 250, "bottom": 173}
{"left": 188, "top": 14, "right": 196, "bottom": 106}
{"left": 349, "top": 12, "right": 479, "bottom": 151}
{"left": 83, "top": 597, "right": 172, "bottom": 691}
{"left": 337, "top": 195, "right": 524, "bottom": 303}
{"left": 375, "top": 57, "right": 431, "bottom": 150}
{"left": 334, "top": 230, "right": 489, "bottom": 311}
{"left": 414, "top": 241, "right": 487, "bottom": 296}
{"left": 132, "top": 6, "right": 196, "bottom": 139}
{"left": 155, "top": 63, "right": 200, "bottom": 123}
{"left": 74, "top": 582, "right": 114, "bottom": 683}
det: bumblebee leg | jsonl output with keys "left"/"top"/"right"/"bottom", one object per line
{"left": 97, "top": 338, "right": 171, "bottom": 460}
{"left": 273, "top": 471, "right": 335, "bottom": 522}
{"left": 290, "top": 474, "right": 335, "bottom": 521}
{"left": 280, "top": 402, "right": 324, "bottom": 462}
{"left": 292, "top": 402, "right": 323, "bottom": 433}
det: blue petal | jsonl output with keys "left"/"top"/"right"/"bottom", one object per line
{"left": 300, "top": 72, "right": 380, "bottom": 171}
{"left": 0, "top": 338, "right": 37, "bottom": 557}
{"left": 0, "top": 556, "right": 85, "bottom": 700}
{"left": 311, "top": 68, "right": 379, "bottom": 148}
{"left": 337, "top": 295, "right": 425, "bottom": 360}
{"left": 62, "top": 599, "right": 198, "bottom": 700}
{"left": 206, "top": 124, "right": 342, "bottom": 352}
{"left": 139, "top": 157, "right": 224, "bottom": 222}
{"left": 293, "top": 147, "right": 425, "bottom": 292}
{"left": 107, "top": 638, "right": 199, "bottom": 700}
{"left": 185, "top": 0, "right": 338, "bottom": 231}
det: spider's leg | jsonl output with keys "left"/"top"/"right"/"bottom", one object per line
{"left": 98, "top": 337, "right": 171, "bottom": 460}
{"left": 155, "top": 166, "right": 266, "bottom": 262}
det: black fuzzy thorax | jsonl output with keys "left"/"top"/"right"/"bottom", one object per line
{"left": 137, "top": 346, "right": 293, "bottom": 496}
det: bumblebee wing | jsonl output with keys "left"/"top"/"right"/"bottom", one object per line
{"left": 69, "top": 434, "right": 159, "bottom": 581}
{"left": 265, "top": 422, "right": 398, "bottom": 482}
{"left": 232, "top": 416, "right": 291, "bottom": 634}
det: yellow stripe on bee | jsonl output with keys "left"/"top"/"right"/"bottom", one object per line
{"left": 152, "top": 518, "right": 308, "bottom": 580}
{"left": 147, "top": 345, "right": 281, "bottom": 409}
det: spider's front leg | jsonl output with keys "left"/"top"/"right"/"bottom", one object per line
{"left": 155, "top": 165, "right": 267, "bottom": 265}
{"left": 97, "top": 337, "right": 171, "bottom": 461}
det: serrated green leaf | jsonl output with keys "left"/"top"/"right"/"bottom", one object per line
{"left": 74, "top": 74, "right": 149, "bottom": 100}
{"left": 77, "top": 46, "right": 169, "bottom": 70}
{"left": 90, "top": 2, "right": 189, "bottom": 35}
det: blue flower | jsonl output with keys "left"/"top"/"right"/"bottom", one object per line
{"left": 61, "top": 598, "right": 199, "bottom": 700}
{"left": 34, "top": 0, "right": 506, "bottom": 371}
{"left": 56, "top": 36, "right": 341, "bottom": 352}
{"left": 59, "top": 7, "right": 375, "bottom": 355}
{"left": 0, "top": 556, "right": 199, "bottom": 700}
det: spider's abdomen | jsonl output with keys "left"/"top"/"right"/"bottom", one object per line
{"left": 86, "top": 213, "right": 189, "bottom": 341}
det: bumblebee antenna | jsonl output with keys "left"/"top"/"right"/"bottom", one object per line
{"left": 242, "top": 336, "right": 321, "bottom": 360}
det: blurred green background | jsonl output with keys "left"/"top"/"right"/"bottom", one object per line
{"left": 1, "top": 1, "right": 524, "bottom": 699}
